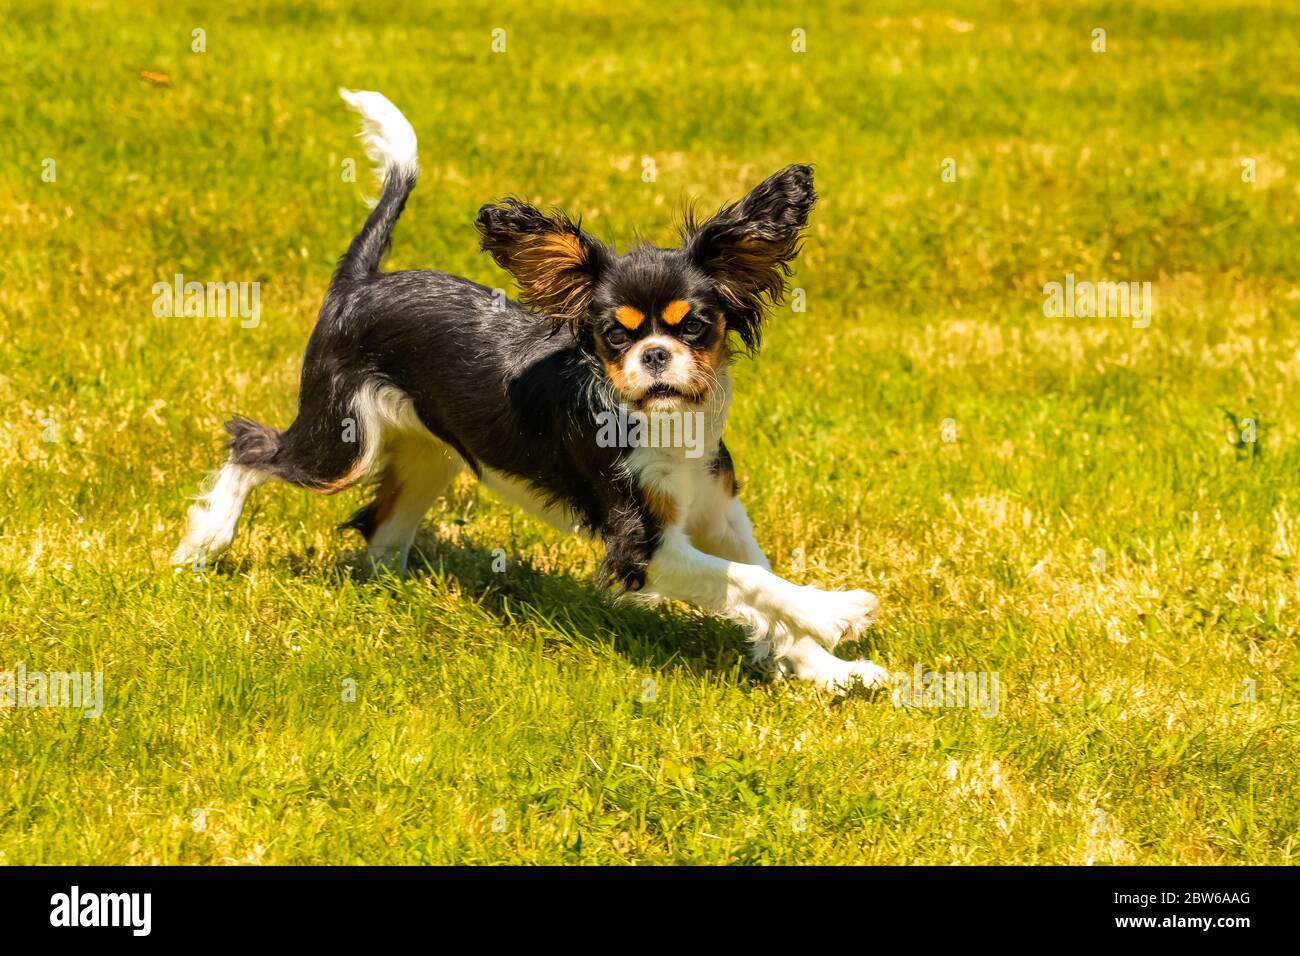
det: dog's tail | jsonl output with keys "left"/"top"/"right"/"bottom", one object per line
{"left": 222, "top": 415, "right": 337, "bottom": 489}
{"left": 225, "top": 415, "right": 283, "bottom": 469}
{"left": 333, "top": 88, "right": 420, "bottom": 283}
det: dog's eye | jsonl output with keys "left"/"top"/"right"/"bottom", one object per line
{"left": 680, "top": 317, "right": 708, "bottom": 338}
{"left": 604, "top": 325, "right": 630, "bottom": 346}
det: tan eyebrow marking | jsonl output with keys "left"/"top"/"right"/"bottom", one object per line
{"left": 615, "top": 306, "right": 645, "bottom": 330}
{"left": 662, "top": 299, "right": 690, "bottom": 325}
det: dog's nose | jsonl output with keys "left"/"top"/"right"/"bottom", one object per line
{"left": 641, "top": 347, "right": 670, "bottom": 374}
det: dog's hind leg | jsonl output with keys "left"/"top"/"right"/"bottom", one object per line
{"left": 344, "top": 434, "right": 463, "bottom": 573}
{"left": 171, "top": 385, "right": 373, "bottom": 567}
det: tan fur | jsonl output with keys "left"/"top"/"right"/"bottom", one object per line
{"left": 603, "top": 359, "right": 630, "bottom": 394}
{"left": 642, "top": 486, "right": 678, "bottom": 526}
{"left": 483, "top": 229, "right": 595, "bottom": 328}
{"left": 615, "top": 305, "right": 645, "bottom": 330}
{"left": 369, "top": 472, "right": 404, "bottom": 530}
{"left": 662, "top": 299, "right": 690, "bottom": 325}
{"left": 715, "top": 458, "right": 737, "bottom": 498}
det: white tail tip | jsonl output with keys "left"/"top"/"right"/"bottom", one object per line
{"left": 339, "top": 88, "right": 418, "bottom": 192}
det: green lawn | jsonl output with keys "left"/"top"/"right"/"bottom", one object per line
{"left": 2, "top": 0, "right": 1298, "bottom": 864}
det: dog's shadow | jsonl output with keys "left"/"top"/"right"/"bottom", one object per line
{"left": 209, "top": 526, "right": 880, "bottom": 695}
{"left": 356, "top": 533, "right": 759, "bottom": 685}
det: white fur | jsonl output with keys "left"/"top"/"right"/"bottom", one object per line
{"left": 365, "top": 434, "right": 462, "bottom": 573}
{"left": 338, "top": 88, "right": 419, "bottom": 201}
{"left": 622, "top": 335, "right": 698, "bottom": 402}
{"left": 480, "top": 468, "right": 586, "bottom": 535}
{"left": 690, "top": 492, "right": 771, "bottom": 569}
{"left": 337, "top": 382, "right": 465, "bottom": 572}
{"left": 344, "top": 387, "right": 588, "bottom": 564}
{"left": 172, "top": 462, "right": 267, "bottom": 567}
{"left": 347, "top": 380, "right": 427, "bottom": 481}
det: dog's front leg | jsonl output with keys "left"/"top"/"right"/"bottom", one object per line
{"left": 641, "top": 527, "right": 886, "bottom": 693}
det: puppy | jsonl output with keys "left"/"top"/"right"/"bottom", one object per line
{"left": 173, "top": 90, "right": 886, "bottom": 693}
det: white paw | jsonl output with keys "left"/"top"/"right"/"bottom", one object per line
{"left": 170, "top": 508, "right": 233, "bottom": 567}
{"left": 840, "top": 659, "right": 890, "bottom": 691}
{"left": 170, "top": 537, "right": 227, "bottom": 568}
{"left": 813, "top": 658, "right": 889, "bottom": 695}
{"left": 779, "top": 654, "right": 889, "bottom": 695}
{"left": 789, "top": 587, "right": 880, "bottom": 650}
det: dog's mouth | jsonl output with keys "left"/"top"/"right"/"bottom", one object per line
{"left": 634, "top": 383, "right": 703, "bottom": 407}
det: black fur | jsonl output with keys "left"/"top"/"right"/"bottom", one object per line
{"left": 682, "top": 164, "right": 815, "bottom": 352}
{"left": 338, "top": 168, "right": 420, "bottom": 281}
{"left": 340, "top": 498, "right": 382, "bottom": 541}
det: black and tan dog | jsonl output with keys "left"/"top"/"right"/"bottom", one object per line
{"left": 173, "top": 90, "right": 885, "bottom": 692}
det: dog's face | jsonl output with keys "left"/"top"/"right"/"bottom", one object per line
{"left": 477, "top": 165, "right": 815, "bottom": 411}
{"left": 585, "top": 249, "right": 726, "bottom": 411}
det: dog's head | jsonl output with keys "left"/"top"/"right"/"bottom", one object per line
{"left": 476, "top": 165, "right": 814, "bottom": 411}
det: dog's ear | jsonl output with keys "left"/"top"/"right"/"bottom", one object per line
{"left": 476, "top": 199, "right": 612, "bottom": 331}
{"left": 683, "top": 165, "right": 815, "bottom": 352}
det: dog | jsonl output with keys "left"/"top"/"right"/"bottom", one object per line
{"left": 172, "top": 89, "right": 887, "bottom": 693}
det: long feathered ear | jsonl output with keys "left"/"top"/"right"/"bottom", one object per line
{"left": 682, "top": 164, "right": 815, "bottom": 352}
{"left": 476, "top": 199, "right": 611, "bottom": 332}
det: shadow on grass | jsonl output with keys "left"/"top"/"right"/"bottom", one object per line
{"left": 352, "top": 532, "right": 762, "bottom": 686}
{"left": 204, "top": 528, "right": 887, "bottom": 695}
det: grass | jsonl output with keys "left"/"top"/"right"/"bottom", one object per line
{"left": 2, "top": 0, "right": 1299, "bottom": 864}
